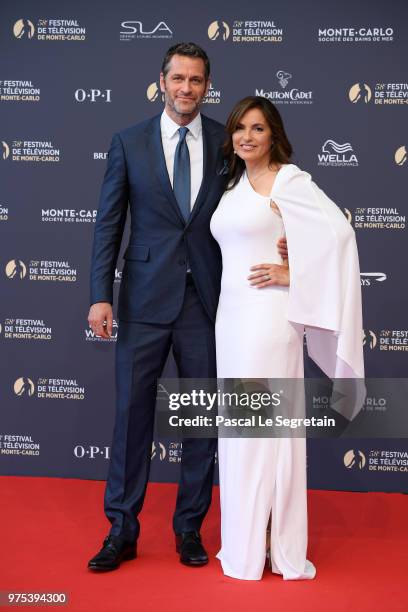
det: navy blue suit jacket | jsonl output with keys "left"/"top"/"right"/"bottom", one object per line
{"left": 90, "top": 113, "right": 227, "bottom": 323}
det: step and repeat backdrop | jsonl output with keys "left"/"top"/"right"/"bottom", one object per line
{"left": 1, "top": 0, "right": 407, "bottom": 492}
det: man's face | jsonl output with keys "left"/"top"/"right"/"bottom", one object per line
{"left": 160, "top": 54, "right": 209, "bottom": 120}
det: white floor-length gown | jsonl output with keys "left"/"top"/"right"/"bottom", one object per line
{"left": 210, "top": 168, "right": 316, "bottom": 580}
{"left": 210, "top": 162, "right": 365, "bottom": 580}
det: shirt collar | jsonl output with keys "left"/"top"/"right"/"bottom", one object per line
{"left": 161, "top": 109, "right": 202, "bottom": 140}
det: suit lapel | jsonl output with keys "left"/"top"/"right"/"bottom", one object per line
{"left": 146, "top": 115, "right": 185, "bottom": 225}
{"left": 187, "top": 115, "right": 218, "bottom": 226}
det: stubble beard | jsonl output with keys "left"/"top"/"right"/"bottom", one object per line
{"left": 164, "top": 91, "right": 201, "bottom": 122}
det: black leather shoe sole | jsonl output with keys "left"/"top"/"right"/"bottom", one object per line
{"left": 179, "top": 555, "right": 208, "bottom": 567}
{"left": 88, "top": 548, "right": 137, "bottom": 572}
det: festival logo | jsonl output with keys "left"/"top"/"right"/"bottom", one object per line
{"left": 13, "top": 19, "right": 35, "bottom": 39}
{"left": 395, "top": 146, "right": 407, "bottom": 166}
{"left": 6, "top": 259, "right": 77, "bottom": 282}
{"left": 120, "top": 21, "right": 173, "bottom": 41}
{"left": 344, "top": 449, "right": 366, "bottom": 469}
{"left": 2, "top": 318, "right": 53, "bottom": 341}
{"left": 0, "top": 80, "right": 40, "bottom": 102}
{"left": 348, "top": 82, "right": 408, "bottom": 106}
{"left": 349, "top": 83, "right": 372, "bottom": 104}
{"left": 2, "top": 141, "right": 10, "bottom": 159}
{"left": 203, "top": 83, "right": 221, "bottom": 104}
{"left": 363, "top": 330, "right": 377, "bottom": 349}
{"left": 14, "top": 18, "right": 86, "bottom": 41}
{"left": 318, "top": 26, "right": 393, "bottom": 43}
{"left": 14, "top": 377, "right": 35, "bottom": 397}
{"left": 256, "top": 70, "right": 313, "bottom": 105}
{"left": 345, "top": 207, "right": 405, "bottom": 230}
{"left": 5, "top": 260, "right": 27, "bottom": 279}
{"left": 14, "top": 377, "right": 86, "bottom": 400}
{"left": 208, "top": 19, "right": 283, "bottom": 43}
{"left": 168, "top": 441, "right": 182, "bottom": 463}
{"left": 374, "top": 82, "right": 408, "bottom": 105}
{"left": 343, "top": 208, "right": 352, "bottom": 224}
{"left": 364, "top": 329, "right": 408, "bottom": 352}
{"left": 379, "top": 330, "right": 408, "bottom": 352}
{"left": 151, "top": 441, "right": 166, "bottom": 461}
{"left": 367, "top": 448, "right": 408, "bottom": 472}
{"left": 318, "top": 140, "right": 358, "bottom": 167}
{"left": 3, "top": 139, "right": 60, "bottom": 163}
{"left": 208, "top": 21, "right": 230, "bottom": 41}
{"left": 0, "top": 433, "right": 41, "bottom": 457}
{"left": 146, "top": 82, "right": 163, "bottom": 103}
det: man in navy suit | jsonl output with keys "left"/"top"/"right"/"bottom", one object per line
{"left": 87, "top": 42, "right": 227, "bottom": 571}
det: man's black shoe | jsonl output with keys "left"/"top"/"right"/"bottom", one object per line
{"left": 175, "top": 531, "right": 208, "bottom": 566}
{"left": 88, "top": 535, "right": 136, "bottom": 572}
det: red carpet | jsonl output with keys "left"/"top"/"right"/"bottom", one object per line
{"left": 1, "top": 477, "right": 407, "bottom": 611}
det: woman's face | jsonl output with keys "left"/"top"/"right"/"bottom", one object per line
{"left": 232, "top": 107, "right": 273, "bottom": 165}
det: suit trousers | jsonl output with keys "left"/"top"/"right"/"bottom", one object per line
{"left": 104, "top": 278, "right": 217, "bottom": 542}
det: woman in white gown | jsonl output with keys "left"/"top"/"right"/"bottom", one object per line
{"left": 210, "top": 97, "right": 364, "bottom": 581}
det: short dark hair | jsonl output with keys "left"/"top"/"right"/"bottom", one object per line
{"left": 161, "top": 42, "right": 210, "bottom": 80}
{"left": 224, "top": 96, "right": 293, "bottom": 190}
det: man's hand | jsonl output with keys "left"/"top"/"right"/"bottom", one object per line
{"left": 277, "top": 236, "right": 288, "bottom": 261}
{"left": 248, "top": 262, "right": 290, "bottom": 289}
{"left": 88, "top": 302, "right": 113, "bottom": 339}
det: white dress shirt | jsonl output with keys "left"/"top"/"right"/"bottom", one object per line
{"left": 160, "top": 109, "right": 204, "bottom": 212}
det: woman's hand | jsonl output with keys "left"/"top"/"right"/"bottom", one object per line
{"left": 248, "top": 262, "right": 290, "bottom": 288}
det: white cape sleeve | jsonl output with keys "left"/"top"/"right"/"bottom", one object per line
{"left": 272, "top": 164, "right": 364, "bottom": 379}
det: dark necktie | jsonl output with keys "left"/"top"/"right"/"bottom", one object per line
{"left": 173, "top": 127, "right": 191, "bottom": 222}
